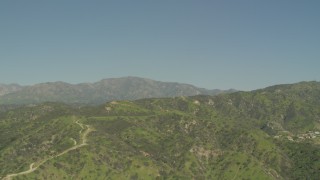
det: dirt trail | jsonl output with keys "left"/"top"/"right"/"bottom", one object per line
{"left": 70, "top": 138, "right": 77, "bottom": 145}
{"left": 3, "top": 118, "right": 93, "bottom": 180}
{"left": 231, "top": 167, "right": 240, "bottom": 180}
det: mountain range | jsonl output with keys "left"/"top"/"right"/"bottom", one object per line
{"left": 0, "top": 81, "right": 319, "bottom": 179}
{"left": 0, "top": 77, "right": 235, "bottom": 105}
{"left": 0, "top": 84, "right": 23, "bottom": 96}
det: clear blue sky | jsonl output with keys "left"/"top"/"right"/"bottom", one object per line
{"left": 1, "top": 0, "right": 319, "bottom": 90}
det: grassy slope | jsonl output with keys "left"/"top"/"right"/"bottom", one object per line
{"left": 0, "top": 82, "right": 320, "bottom": 179}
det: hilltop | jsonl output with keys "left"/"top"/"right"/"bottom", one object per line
{"left": 0, "top": 81, "right": 319, "bottom": 179}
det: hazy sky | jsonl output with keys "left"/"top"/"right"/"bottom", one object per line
{"left": 1, "top": 0, "right": 319, "bottom": 90}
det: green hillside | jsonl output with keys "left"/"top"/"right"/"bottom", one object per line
{"left": 1, "top": 82, "right": 320, "bottom": 180}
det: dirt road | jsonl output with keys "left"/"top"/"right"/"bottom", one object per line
{"left": 3, "top": 118, "right": 93, "bottom": 180}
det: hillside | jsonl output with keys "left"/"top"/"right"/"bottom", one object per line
{"left": 0, "top": 77, "right": 234, "bottom": 105}
{"left": 0, "top": 81, "right": 319, "bottom": 179}
{"left": 0, "top": 84, "right": 22, "bottom": 96}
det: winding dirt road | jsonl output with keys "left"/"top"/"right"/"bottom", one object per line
{"left": 3, "top": 118, "right": 93, "bottom": 180}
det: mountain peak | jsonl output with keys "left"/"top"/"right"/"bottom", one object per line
{"left": 0, "top": 77, "right": 232, "bottom": 105}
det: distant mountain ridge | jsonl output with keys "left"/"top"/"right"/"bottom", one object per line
{"left": 0, "top": 84, "right": 23, "bottom": 96}
{"left": 0, "top": 77, "right": 236, "bottom": 105}
{"left": 0, "top": 81, "right": 319, "bottom": 179}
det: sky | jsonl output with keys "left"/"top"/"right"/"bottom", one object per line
{"left": 0, "top": 0, "right": 319, "bottom": 90}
